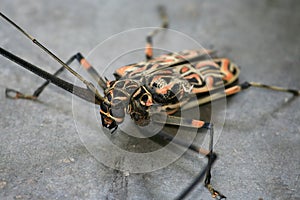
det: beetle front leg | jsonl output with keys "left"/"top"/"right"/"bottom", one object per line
{"left": 5, "top": 54, "right": 77, "bottom": 100}
{"left": 5, "top": 52, "right": 107, "bottom": 100}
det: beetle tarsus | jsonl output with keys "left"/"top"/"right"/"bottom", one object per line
{"left": 206, "top": 183, "right": 227, "bottom": 199}
{"left": 5, "top": 88, "right": 37, "bottom": 100}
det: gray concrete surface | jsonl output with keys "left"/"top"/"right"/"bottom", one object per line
{"left": 1, "top": 0, "right": 300, "bottom": 199}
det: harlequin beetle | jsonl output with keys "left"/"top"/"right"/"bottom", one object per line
{"left": 0, "top": 6, "right": 299, "bottom": 200}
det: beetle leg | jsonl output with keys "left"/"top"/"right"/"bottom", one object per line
{"left": 145, "top": 6, "right": 169, "bottom": 60}
{"left": 152, "top": 114, "right": 209, "bottom": 129}
{"left": 1, "top": 48, "right": 104, "bottom": 104}
{"left": 5, "top": 54, "right": 75, "bottom": 100}
{"left": 247, "top": 81, "right": 300, "bottom": 96}
{"left": 153, "top": 115, "right": 227, "bottom": 198}
{"left": 203, "top": 124, "right": 226, "bottom": 199}
{"left": 5, "top": 53, "right": 107, "bottom": 100}
{"left": 157, "top": 124, "right": 225, "bottom": 199}
{"left": 181, "top": 81, "right": 299, "bottom": 111}
{"left": 180, "top": 82, "right": 251, "bottom": 110}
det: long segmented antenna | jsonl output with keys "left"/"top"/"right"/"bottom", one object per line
{"left": 0, "top": 12, "right": 107, "bottom": 104}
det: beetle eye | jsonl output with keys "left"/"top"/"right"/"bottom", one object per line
{"left": 141, "top": 94, "right": 148, "bottom": 102}
{"left": 139, "top": 93, "right": 153, "bottom": 106}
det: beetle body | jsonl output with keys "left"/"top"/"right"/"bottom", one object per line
{"left": 99, "top": 49, "right": 239, "bottom": 130}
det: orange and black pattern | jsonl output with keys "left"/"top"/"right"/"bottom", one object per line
{"left": 112, "top": 50, "right": 239, "bottom": 113}
{"left": 97, "top": 49, "right": 241, "bottom": 125}
{"left": 115, "top": 49, "right": 239, "bottom": 92}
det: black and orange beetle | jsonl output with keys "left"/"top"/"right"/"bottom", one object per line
{"left": 0, "top": 6, "right": 299, "bottom": 200}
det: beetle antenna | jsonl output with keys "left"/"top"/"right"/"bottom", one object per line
{"left": 0, "top": 12, "right": 106, "bottom": 103}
